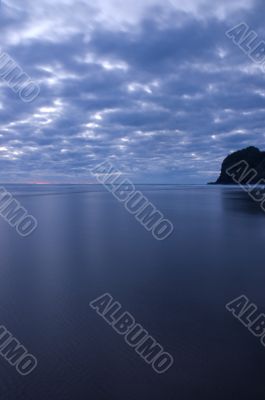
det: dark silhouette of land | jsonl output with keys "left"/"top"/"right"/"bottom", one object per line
{"left": 210, "top": 146, "right": 265, "bottom": 184}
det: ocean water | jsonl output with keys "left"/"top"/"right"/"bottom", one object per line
{"left": 0, "top": 184, "right": 265, "bottom": 399}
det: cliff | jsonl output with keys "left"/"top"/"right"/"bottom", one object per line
{"left": 211, "top": 146, "right": 265, "bottom": 184}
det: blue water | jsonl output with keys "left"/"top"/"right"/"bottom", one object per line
{"left": 0, "top": 185, "right": 265, "bottom": 399}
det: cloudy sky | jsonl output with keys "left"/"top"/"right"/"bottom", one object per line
{"left": 0, "top": 0, "right": 264, "bottom": 183}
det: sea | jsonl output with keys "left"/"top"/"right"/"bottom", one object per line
{"left": 0, "top": 184, "right": 264, "bottom": 400}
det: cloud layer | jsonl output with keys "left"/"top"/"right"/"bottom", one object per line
{"left": 0, "top": 0, "right": 264, "bottom": 183}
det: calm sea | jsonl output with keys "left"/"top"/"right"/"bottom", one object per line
{"left": 0, "top": 184, "right": 264, "bottom": 399}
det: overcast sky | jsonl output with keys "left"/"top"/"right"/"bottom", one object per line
{"left": 0, "top": 0, "right": 264, "bottom": 183}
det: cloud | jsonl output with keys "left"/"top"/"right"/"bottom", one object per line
{"left": 0, "top": 0, "right": 264, "bottom": 183}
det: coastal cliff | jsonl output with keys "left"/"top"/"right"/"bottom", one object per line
{"left": 211, "top": 146, "right": 265, "bottom": 184}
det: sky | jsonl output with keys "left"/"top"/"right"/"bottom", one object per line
{"left": 0, "top": 0, "right": 264, "bottom": 183}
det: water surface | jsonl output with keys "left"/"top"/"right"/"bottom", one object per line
{"left": 0, "top": 184, "right": 264, "bottom": 400}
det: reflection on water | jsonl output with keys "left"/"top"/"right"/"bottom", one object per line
{"left": 0, "top": 185, "right": 265, "bottom": 400}
{"left": 222, "top": 187, "right": 265, "bottom": 215}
